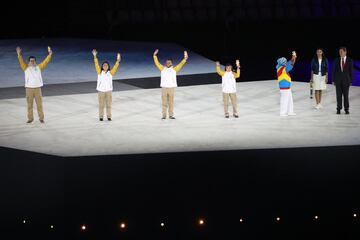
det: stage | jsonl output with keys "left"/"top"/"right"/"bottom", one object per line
{"left": 1, "top": 80, "right": 359, "bottom": 157}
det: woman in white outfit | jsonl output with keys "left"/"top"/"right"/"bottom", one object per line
{"left": 310, "top": 48, "right": 328, "bottom": 109}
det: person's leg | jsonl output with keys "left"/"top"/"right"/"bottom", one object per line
{"left": 335, "top": 83, "right": 343, "bottom": 111}
{"left": 343, "top": 81, "right": 350, "bottom": 112}
{"left": 168, "top": 88, "right": 175, "bottom": 117}
{"left": 223, "top": 93, "right": 229, "bottom": 116}
{"left": 288, "top": 89, "right": 295, "bottom": 115}
{"left": 98, "top": 92, "right": 105, "bottom": 119}
{"left": 26, "top": 88, "right": 34, "bottom": 122}
{"left": 34, "top": 88, "right": 44, "bottom": 121}
{"left": 315, "top": 90, "right": 320, "bottom": 105}
{"left": 230, "top": 93, "right": 238, "bottom": 115}
{"left": 318, "top": 90, "right": 322, "bottom": 104}
{"left": 105, "top": 91, "right": 112, "bottom": 119}
{"left": 279, "top": 90, "right": 288, "bottom": 116}
{"left": 161, "top": 88, "right": 168, "bottom": 118}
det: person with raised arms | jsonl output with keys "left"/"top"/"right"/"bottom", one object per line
{"left": 153, "top": 49, "right": 188, "bottom": 120}
{"left": 92, "top": 49, "right": 120, "bottom": 121}
{"left": 215, "top": 60, "right": 241, "bottom": 118}
{"left": 16, "top": 46, "right": 52, "bottom": 123}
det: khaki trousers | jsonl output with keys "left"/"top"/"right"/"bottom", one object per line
{"left": 223, "top": 92, "right": 237, "bottom": 114}
{"left": 161, "top": 87, "right": 175, "bottom": 117}
{"left": 26, "top": 87, "right": 44, "bottom": 121}
{"left": 98, "top": 91, "right": 112, "bottom": 118}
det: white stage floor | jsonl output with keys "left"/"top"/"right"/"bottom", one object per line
{"left": 1, "top": 81, "right": 359, "bottom": 157}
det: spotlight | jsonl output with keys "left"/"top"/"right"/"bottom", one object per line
{"left": 314, "top": 215, "right": 319, "bottom": 220}
{"left": 276, "top": 217, "right": 280, "bottom": 221}
{"left": 354, "top": 213, "right": 357, "bottom": 218}
{"left": 50, "top": 225, "right": 54, "bottom": 229}
{"left": 239, "top": 218, "right": 243, "bottom": 223}
{"left": 198, "top": 219, "right": 205, "bottom": 225}
{"left": 81, "top": 225, "right": 86, "bottom": 231}
{"left": 160, "top": 222, "right": 165, "bottom": 227}
{"left": 120, "top": 222, "right": 126, "bottom": 229}
{"left": 22, "top": 219, "right": 26, "bottom": 224}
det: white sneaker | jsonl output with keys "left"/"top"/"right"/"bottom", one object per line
{"left": 318, "top": 104, "right": 323, "bottom": 109}
{"left": 288, "top": 112, "right": 297, "bottom": 116}
{"left": 315, "top": 104, "right": 320, "bottom": 109}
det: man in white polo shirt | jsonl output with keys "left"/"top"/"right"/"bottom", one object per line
{"left": 16, "top": 46, "right": 52, "bottom": 123}
{"left": 153, "top": 49, "right": 188, "bottom": 119}
{"left": 216, "top": 60, "right": 241, "bottom": 118}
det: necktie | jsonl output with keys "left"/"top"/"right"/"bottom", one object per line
{"left": 341, "top": 58, "right": 345, "bottom": 72}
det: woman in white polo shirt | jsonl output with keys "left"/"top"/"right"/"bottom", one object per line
{"left": 216, "top": 60, "right": 241, "bottom": 118}
{"left": 92, "top": 49, "right": 120, "bottom": 121}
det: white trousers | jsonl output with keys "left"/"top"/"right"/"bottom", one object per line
{"left": 280, "top": 89, "right": 294, "bottom": 116}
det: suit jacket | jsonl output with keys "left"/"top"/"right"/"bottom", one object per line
{"left": 332, "top": 57, "right": 354, "bottom": 85}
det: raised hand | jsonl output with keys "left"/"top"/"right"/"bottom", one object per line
{"left": 92, "top": 49, "right": 98, "bottom": 57}
{"left": 117, "top": 53, "right": 121, "bottom": 62}
{"left": 153, "top": 49, "right": 159, "bottom": 56}
{"left": 48, "top": 46, "right": 53, "bottom": 55}
{"left": 16, "top": 46, "right": 22, "bottom": 55}
{"left": 292, "top": 51, "right": 297, "bottom": 58}
{"left": 236, "top": 59, "right": 240, "bottom": 68}
{"left": 184, "top": 51, "right": 188, "bottom": 60}
{"left": 215, "top": 61, "right": 220, "bottom": 65}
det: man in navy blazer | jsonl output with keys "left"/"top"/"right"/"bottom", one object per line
{"left": 332, "top": 47, "right": 354, "bottom": 114}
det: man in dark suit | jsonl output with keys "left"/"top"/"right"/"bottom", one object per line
{"left": 332, "top": 47, "right": 354, "bottom": 114}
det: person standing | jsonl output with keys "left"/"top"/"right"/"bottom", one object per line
{"left": 332, "top": 47, "right": 354, "bottom": 114}
{"left": 16, "top": 46, "right": 52, "bottom": 123}
{"left": 310, "top": 48, "right": 329, "bottom": 109}
{"left": 153, "top": 49, "right": 188, "bottom": 119}
{"left": 92, "top": 49, "right": 120, "bottom": 121}
{"left": 215, "top": 60, "right": 241, "bottom": 118}
{"left": 276, "top": 51, "right": 297, "bottom": 117}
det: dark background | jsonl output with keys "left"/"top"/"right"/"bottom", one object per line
{"left": 1, "top": 0, "right": 360, "bottom": 239}
{"left": 2, "top": 0, "right": 359, "bottom": 82}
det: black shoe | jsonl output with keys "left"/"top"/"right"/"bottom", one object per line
{"left": 336, "top": 110, "right": 341, "bottom": 115}
{"left": 169, "top": 116, "right": 176, "bottom": 119}
{"left": 345, "top": 110, "right": 350, "bottom": 115}
{"left": 108, "top": 118, "right": 112, "bottom": 121}
{"left": 99, "top": 118, "right": 103, "bottom": 121}
{"left": 225, "top": 114, "right": 229, "bottom": 118}
{"left": 40, "top": 119, "right": 45, "bottom": 123}
{"left": 233, "top": 114, "right": 239, "bottom": 118}
{"left": 26, "top": 119, "right": 33, "bottom": 124}
{"left": 161, "top": 115, "right": 166, "bottom": 120}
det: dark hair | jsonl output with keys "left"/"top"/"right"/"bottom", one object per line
{"left": 315, "top": 48, "right": 326, "bottom": 59}
{"left": 339, "top": 46, "right": 347, "bottom": 52}
{"left": 101, "top": 61, "right": 111, "bottom": 72}
{"left": 166, "top": 58, "right": 173, "bottom": 62}
{"left": 224, "top": 63, "right": 233, "bottom": 70}
{"left": 28, "top": 56, "right": 36, "bottom": 61}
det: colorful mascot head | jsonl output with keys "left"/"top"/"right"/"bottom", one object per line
{"left": 276, "top": 57, "right": 287, "bottom": 69}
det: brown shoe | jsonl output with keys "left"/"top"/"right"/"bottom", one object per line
{"left": 40, "top": 119, "right": 45, "bottom": 123}
{"left": 26, "top": 119, "right": 33, "bottom": 123}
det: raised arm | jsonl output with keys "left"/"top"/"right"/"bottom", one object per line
{"left": 286, "top": 51, "right": 297, "bottom": 72}
{"left": 153, "top": 49, "right": 164, "bottom": 71}
{"left": 38, "top": 46, "right": 53, "bottom": 70}
{"left": 233, "top": 59, "right": 241, "bottom": 78}
{"left": 92, "top": 49, "right": 101, "bottom": 74}
{"left": 110, "top": 53, "right": 121, "bottom": 76}
{"left": 215, "top": 61, "right": 225, "bottom": 76}
{"left": 174, "top": 51, "right": 188, "bottom": 72}
{"left": 16, "top": 47, "right": 28, "bottom": 71}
